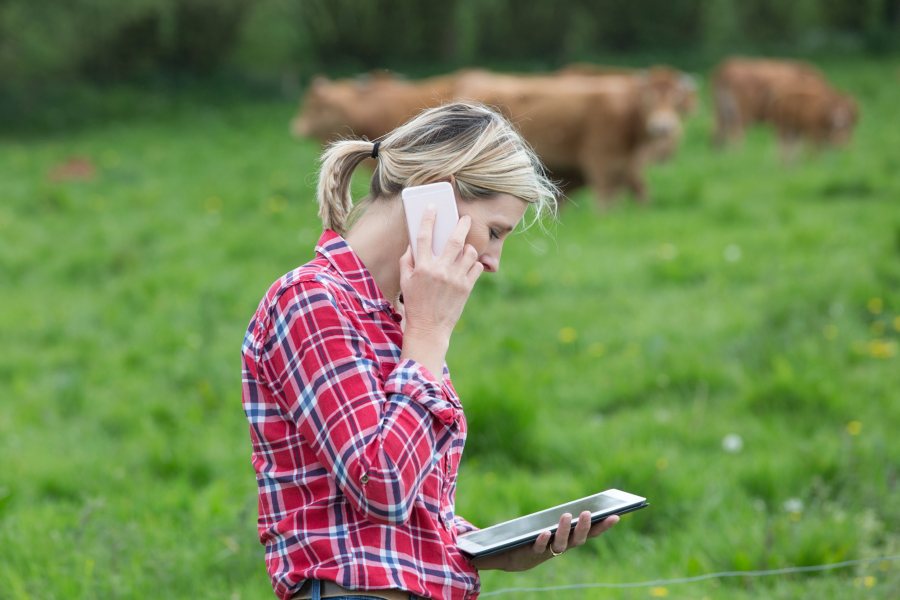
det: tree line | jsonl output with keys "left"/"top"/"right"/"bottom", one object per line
{"left": 1, "top": 0, "right": 897, "bottom": 88}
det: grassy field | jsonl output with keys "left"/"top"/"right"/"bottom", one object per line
{"left": 1, "top": 58, "right": 898, "bottom": 599}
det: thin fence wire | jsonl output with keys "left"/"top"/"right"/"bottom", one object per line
{"left": 479, "top": 554, "right": 900, "bottom": 597}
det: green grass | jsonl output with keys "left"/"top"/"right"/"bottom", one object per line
{"left": 1, "top": 58, "right": 898, "bottom": 599}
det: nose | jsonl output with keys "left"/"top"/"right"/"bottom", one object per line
{"left": 479, "top": 255, "right": 499, "bottom": 273}
{"left": 647, "top": 111, "right": 681, "bottom": 138}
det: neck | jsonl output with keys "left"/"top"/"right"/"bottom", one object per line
{"left": 343, "top": 197, "right": 409, "bottom": 305}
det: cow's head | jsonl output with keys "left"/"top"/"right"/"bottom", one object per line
{"left": 291, "top": 76, "right": 353, "bottom": 142}
{"left": 635, "top": 68, "right": 687, "bottom": 158}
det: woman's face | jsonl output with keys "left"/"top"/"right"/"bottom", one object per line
{"left": 456, "top": 193, "right": 528, "bottom": 273}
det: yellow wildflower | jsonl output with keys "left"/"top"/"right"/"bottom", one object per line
{"left": 205, "top": 196, "right": 222, "bottom": 214}
{"left": 867, "top": 339, "right": 897, "bottom": 359}
{"left": 650, "top": 587, "right": 669, "bottom": 597}
{"left": 558, "top": 327, "right": 577, "bottom": 344}
{"left": 867, "top": 298, "right": 883, "bottom": 314}
{"left": 846, "top": 420, "right": 862, "bottom": 436}
{"left": 588, "top": 342, "right": 606, "bottom": 357}
{"left": 267, "top": 195, "right": 287, "bottom": 214}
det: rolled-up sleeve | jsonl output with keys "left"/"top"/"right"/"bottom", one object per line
{"left": 452, "top": 515, "right": 479, "bottom": 536}
{"left": 258, "top": 279, "right": 459, "bottom": 526}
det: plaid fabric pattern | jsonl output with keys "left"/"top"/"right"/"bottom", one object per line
{"left": 242, "top": 230, "right": 480, "bottom": 600}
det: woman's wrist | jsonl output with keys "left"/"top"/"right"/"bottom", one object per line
{"left": 401, "top": 328, "right": 450, "bottom": 381}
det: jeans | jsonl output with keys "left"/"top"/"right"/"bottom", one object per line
{"left": 302, "top": 580, "right": 419, "bottom": 600}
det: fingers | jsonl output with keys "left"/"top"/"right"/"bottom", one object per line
{"left": 531, "top": 530, "right": 552, "bottom": 555}
{"left": 530, "top": 512, "right": 619, "bottom": 561}
{"left": 587, "top": 514, "right": 620, "bottom": 538}
{"left": 466, "top": 257, "right": 484, "bottom": 285}
{"left": 567, "top": 511, "right": 592, "bottom": 548}
{"left": 441, "top": 214, "right": 471, "bottom": 259}
{"left": 551, "top": 513, "right": 573, "bottom": 555}
{"left": 415, "top": 205, "right": 437, "bottom": 263}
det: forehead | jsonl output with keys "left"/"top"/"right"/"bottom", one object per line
{"left": 465, "top": 193, "right": 528, "bottom": 224}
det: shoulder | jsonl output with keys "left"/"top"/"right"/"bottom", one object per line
{"left": 268, "top": 258, "right": 357, "bottom": 319}
{"left": 246, "top": 257, "right": 357, "bottom": 351}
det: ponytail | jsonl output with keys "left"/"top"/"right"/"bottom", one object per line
{"left": 316, "top": 140, "right": 374, "bottom": 234}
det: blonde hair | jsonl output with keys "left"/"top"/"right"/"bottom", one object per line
{"left": 316, "top": 102, "right": 558, "bottom": 235}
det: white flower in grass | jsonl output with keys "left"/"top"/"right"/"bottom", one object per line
{"left": 723, "top": 244, "right": 742, "bottom": 263}
{"left": 783, "top": 498, "right": 804, "bottom": 514}
{"left": 722, "top": 433, "right": 743, "bottom": 453}
{"left": 658, "top": 243, "right": 678, "bottom": 261}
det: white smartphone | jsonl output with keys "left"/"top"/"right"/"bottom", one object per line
{"left": 456, "top": 488, "right": 648, "bottom": 558}
{"left": 401, "top": 181, "right": 460, "bottom": 259}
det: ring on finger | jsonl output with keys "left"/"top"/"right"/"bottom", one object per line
{"left": 549, "top": 546, "right": 565, "bottom": 557}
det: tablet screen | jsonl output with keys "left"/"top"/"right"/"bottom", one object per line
{"left": 458, "top": 489, "right": 646, "bottom": 556}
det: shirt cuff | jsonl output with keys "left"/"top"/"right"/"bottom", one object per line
{"left": 385, "top": 359, "right": 460, "bottom": 427}
{"left": 452, "top": 514, "right": 480, "bottom": 536}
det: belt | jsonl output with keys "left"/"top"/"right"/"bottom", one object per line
{"left": 293, "top": 580, "right": 412, "bottom": 600}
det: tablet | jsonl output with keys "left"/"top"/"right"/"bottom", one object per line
{"left": 456, "top": 488, "right": 648, "bottom": 558}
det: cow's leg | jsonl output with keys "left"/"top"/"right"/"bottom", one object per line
{"left": 624, "top": 167, "right": 648, "bottom": 203}
{"left": 713, "top": 87, "right": 741, "bottom": 147}
{"left": 582, "top": 163, "right": 619, "bottom": 208}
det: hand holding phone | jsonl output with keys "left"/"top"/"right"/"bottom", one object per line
{"left": 401, "top": 182, "right": 460, "bottom": 259}
{"left": 398, "top": 182, "right": 482, "bottom": 377}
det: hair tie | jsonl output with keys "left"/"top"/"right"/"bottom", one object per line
{"left": 371, "top": 141, "right": 381, "bottom": 159}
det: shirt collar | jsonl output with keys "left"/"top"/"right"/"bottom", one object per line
{"left": 315, "top": 229, "right": 393, "bottom": 314}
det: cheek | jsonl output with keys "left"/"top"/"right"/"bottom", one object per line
{"left": 465, "top": 228, "right": 491, "bottom": 255}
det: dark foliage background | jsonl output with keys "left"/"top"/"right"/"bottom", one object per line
{"left": 2, "top": 0, "right": 897, "bottom": 89}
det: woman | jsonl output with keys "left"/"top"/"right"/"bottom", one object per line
{"left": 241, "top": 103, "right": 618, "bottom": 600}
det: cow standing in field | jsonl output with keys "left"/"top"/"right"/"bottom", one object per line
{"left": 455, "top": 67, "right": 693, "bottom": 203}
{"left": 712, "top": 57, "right": 858, "bottom": 157}
{"left": 711, "top": 58, "right": 826, "bottom": 146}
{"left": 290, "top": 71, "right": 457, "bottom": 143}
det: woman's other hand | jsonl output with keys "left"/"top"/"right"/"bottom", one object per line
{"left": 470, "top": 512, "right": 619, "bottom": 572}
{"left": 399, "top": 208, "right": 483, "bottom": 378}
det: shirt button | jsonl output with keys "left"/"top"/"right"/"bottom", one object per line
{"left": 360, "top": 474, "right": 369, "bottom": 485}
{"left": 391, "top": 313, "right": 402, "bottom": 323}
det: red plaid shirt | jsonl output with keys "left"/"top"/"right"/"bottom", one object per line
{"left": 242, "top": 230, "right": 480, "bottom": 600}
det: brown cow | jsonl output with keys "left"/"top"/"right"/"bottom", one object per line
{"left": 768, "top": 80, "right": 859, "bottom": 160}
{"left": 455, "top": 67, "right": 692, "bottom": 202}
{"left": 291, "top": 71, "right": 457, "bottom": 143}
{"left": 711, "top": 57, "right": 827, "bottom": 146}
